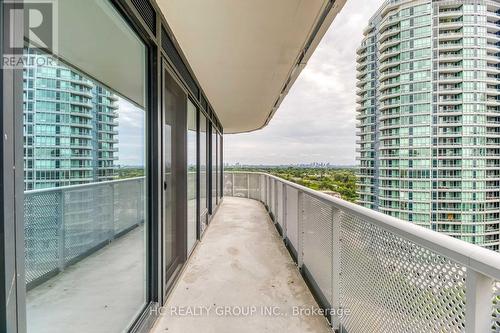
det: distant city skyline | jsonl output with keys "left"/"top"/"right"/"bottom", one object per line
{"left": 225, "top": 162, "right": 356, "bottom": 168}
{"left": 224, "top": 0, "right": 385, "bottom": 165}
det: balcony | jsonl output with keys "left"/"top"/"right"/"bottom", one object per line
{"left": 150, "top": 196, "right": 331, "bottom": 333}
{"left": 150, "top": 172, "right": 500, "bottom": 332}
{"left": 438, "top": 8, "right": 463, "bottom": 18}
{"left": 32, "top": 173, "right": 500, "bottom": 332}
{"left": 9, "top": 0, "right": 500, "bottom": 331}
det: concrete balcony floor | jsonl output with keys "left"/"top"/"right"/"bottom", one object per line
{"left": 27, "top": 226, "right": 145, "bottom": 333}
{"left": 151, "top": 197, "right": 332, "bottom": 333}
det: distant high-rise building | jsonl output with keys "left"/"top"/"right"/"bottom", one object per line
{"left": 23, "top": 49, "right": 119, "bottom": 190}
{"left": 356, "top": 0, "right": 500, "bottom": 251}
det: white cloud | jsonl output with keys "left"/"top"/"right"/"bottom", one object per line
{"left": 117, "top": 97, "right": 146, "bottom": 166}
{"left": 224, "top": 0, "right": 385, "bottom": 165}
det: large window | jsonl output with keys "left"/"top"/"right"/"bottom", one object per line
{"left": 23, "top": 1, "right": 147, "bottom": 332}
{"left": 200, "top": 113, "right": 208, "bottom": 233}
{"left": 218, "top": 133, "right": 223, "bottom": 201}
{"left": 187, "top": 100, "right": 197, "bottom": 253}
{"left": 211, "top": 126, "right": 218, "bottom": 212}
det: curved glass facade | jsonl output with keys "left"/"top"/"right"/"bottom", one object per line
{"left": 356, "top": 0, "right": 500, "bottom": 251}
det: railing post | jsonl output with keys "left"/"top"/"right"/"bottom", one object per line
{"left": 331, "top": 208, "right": 342, "bottom": 330}
{"left": 57, "top": 190, "right": 65, "bottom": 272}
{"left": 465, "top": 270, "right": 493, "bottom": 332}
{"left": 297, "top": 191, "right": 304, "bottom": 269}
{"left": 282, "top": 183, "right": 287, "bottom": 240}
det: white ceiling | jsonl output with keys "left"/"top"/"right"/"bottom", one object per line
{"left": 157, "top": 0, "right": 346, "bottom": 133}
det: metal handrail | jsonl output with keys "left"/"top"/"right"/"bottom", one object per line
{"left": 24, "top": 176, "right": 145, "bottom": 195}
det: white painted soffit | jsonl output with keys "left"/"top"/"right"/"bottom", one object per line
{"left": 157, "top": 0, "right": 347, "bottom": 134}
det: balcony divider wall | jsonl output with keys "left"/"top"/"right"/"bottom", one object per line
{"left": 0, "top": 0, "right": 224, "bottom": 332}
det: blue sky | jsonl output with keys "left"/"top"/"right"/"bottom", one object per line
{"left": 224, "top": 0, "right": 385, "bottom": 165}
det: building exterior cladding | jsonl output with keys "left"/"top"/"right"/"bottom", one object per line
{"left": 23, "top": 50, "right": 119, "bottom": 190}
{"left": 356, "top": 0, "right": 500, "bottom": 251}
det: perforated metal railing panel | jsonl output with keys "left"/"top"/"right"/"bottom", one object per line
{"left": 277, "top": 183, "right": 284, "bottom": 229}
{"left": 269, "top": 179, "right": 273, "bottom": 215}
{"left": 270, "top": 179, "right": 276, "bottom": 218}
{"left": 249, "top": 174, "right": 261, "bottom": 200}
{"left": 114, "top": 179, "right": 143, "bottom": 234}
{"left": 302, "top": 193, "right": 334, "bottom": 308}
{"left": 24, "top": 178, "right": 145, "bottom": 288}
{"left": 63, "top": 184, "right": 114, "bottom": 264}
{"left": 285, "top": 185, "right": 299, "bottom": 254}
{"left": 223, "top": 173, "right": 233, "bottom": 197}
{"left": 233, "top": 173, "right": 249, "bottom": 198}
{"left": 260, "top": 174, "right": 266, "bottom": 203}
{"left": 24, "top": 191, "right": 62, "bottom": 284}
{"left": 267, "top": 177, "right": 271, "bottom": 208}
{"left": 339, "top": 211, "right": 467, "bottom": 332}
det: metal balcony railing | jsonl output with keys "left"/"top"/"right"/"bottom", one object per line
{"left": 24, "top": 177, "right": 145, "bottom": 289}
{"left": 223, "top": 172, "right": 500, "bottom": 333}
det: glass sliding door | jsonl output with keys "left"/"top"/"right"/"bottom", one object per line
{"left": 187, "top": 101, "right": 197, "bottom": 254}
{"left": 23, "top": 1, "right": 147, "bottom": 332}
{"left": 218, "top": 133, "right": 223, "bottom": 201}
{"left": 211, "top": 126, "right": 217, "bottom": 212}
{"left": 162, "top": 68, "right": 187, "bottom": 289}
{"left": 199, "top": 114, "right": 208, "bottom": 233}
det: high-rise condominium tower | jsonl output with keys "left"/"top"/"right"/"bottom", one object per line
{"left": 23, "top": 49, "right": 119, "bottom": 190}
{"left": 356, "top": 0, "right": 500, "bottom": 251}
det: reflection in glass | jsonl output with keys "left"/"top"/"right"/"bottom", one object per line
{"left": 218, "top": 134, "right": 223, "bottom": 201}
{"left": 187, "top": 101, "right": 197, "bottom": 253}
{"left": 163, "top": 70, "right": 186, "bottom": 280}
{"left": 200, "top": 114, "right": 208, "bottom": 233}
{"left": 23, "top": 6, "right": 146, "bottom": 332}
